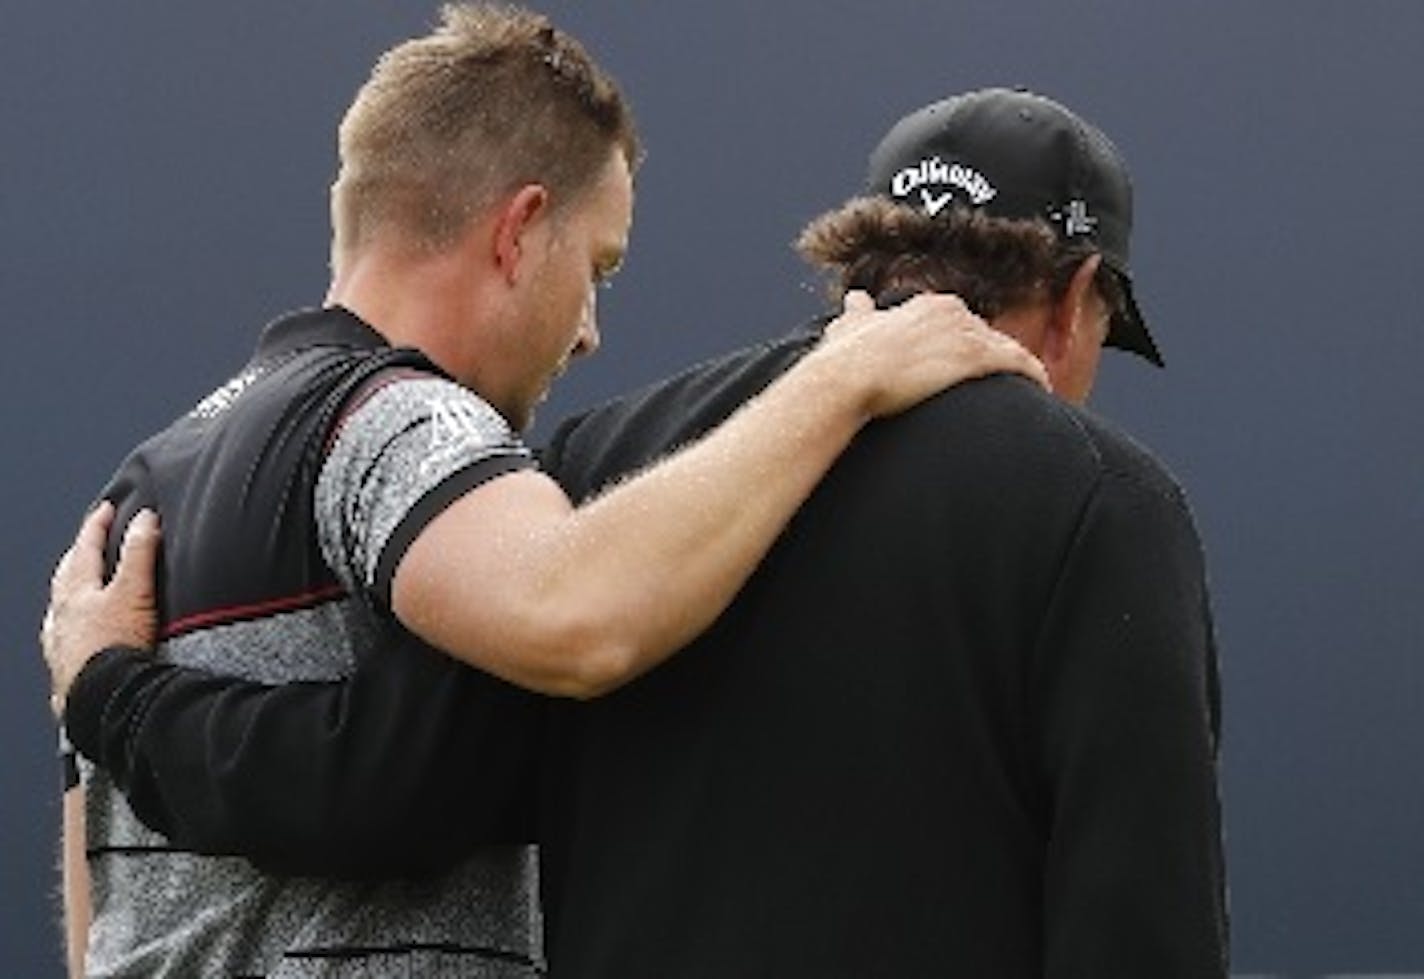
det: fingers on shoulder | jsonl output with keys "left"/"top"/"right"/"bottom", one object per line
{"left": 112, "top": 510, "right": 162, "bottom": 587}
{"left": 121, "top": 509, "right": 161, "bottom": 549}
{"left": 841, "top": 289, "right": 874, "bottom": 315}
{"left": 53, "top": 501, "right": 116, "bottom": 587}
{"left": 76, "top": 501, "right": 116, "bottom": 547}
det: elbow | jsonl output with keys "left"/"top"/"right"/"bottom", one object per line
{"left": 522, "top": 609, "right": 641, "bottom": 700}
{"left": 540, "top": 630, "right": 640, "bottom": 700}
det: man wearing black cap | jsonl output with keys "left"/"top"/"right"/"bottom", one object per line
{"left": 536, "top": 86, "right": 1226, "bottom": 977}
{"left": 43, "top": 88, "right": 1227, "bottom": 977}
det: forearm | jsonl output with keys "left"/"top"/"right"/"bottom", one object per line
{"left": 61, "top": 785, "right": 89, "bottom": 979}
{"left": 64, "top": 643, "right": 542, "bottom": 877}
{"left": 400, "top": 347, "right": 870, "bottom": 697}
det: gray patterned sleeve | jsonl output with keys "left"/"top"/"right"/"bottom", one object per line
{"left": 316, "top": 375, "right": 535, "bottom": 605}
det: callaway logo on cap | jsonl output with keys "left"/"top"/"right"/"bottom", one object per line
{"left": 866, "top": 87, "right": 1163, "bottom": 366}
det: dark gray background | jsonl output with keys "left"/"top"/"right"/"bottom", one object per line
{"left": 3, "top": 2, "right": 1420, "bottom": 975}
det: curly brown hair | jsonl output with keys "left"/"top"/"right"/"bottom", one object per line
{"left": 332, "top": 3, "right": 640, "bottom": 260}
{"left": 796, "top": 196, "right": 1122, "bottom": 321}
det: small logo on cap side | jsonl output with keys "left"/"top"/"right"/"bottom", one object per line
{"left": 1051, "top": 199, "right": 1098, "bottom": 237}
{"left": 890, "top": 156, "right": 997, "bottom": 214}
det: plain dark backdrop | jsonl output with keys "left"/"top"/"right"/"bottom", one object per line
{"left": 3, "top": 3, "right": 1421, "bottom": 975}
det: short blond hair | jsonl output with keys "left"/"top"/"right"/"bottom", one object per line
{"left": 331, "top": 3, "right": 639, "bottom": 261}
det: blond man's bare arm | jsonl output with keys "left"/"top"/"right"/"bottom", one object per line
{"left": 395, "top": 292, "right": 1043, "bottom": 696}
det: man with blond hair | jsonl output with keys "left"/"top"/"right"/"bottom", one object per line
{"left": 44, "top": 7, "right": 1039, "bottom": 976}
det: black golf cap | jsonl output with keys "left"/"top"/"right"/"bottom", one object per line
{"left": 866, "top": 88, "right": 1163, "bottom": 367}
